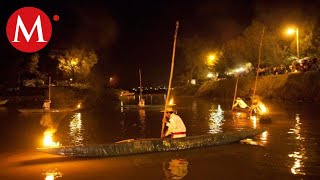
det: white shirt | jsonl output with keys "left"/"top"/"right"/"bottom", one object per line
{"left": 233, "top": 99, "right": 249, "bottom": 109}
{"left": 165, "top": 113, "right": 186, "bottom": 138}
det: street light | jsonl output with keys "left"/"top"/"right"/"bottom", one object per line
{"left": 207, "top": 54, "right": 216, "bottom": 66}
{"left": 286, "top": 27, "right": 299, "bottom": 59}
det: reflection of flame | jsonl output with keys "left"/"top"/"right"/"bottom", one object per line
{"left": 163, "top": 159, "right": 188, "bottom": 179}
{"left": 250, "top": 116, "right": 257, "bottom": 129}
{"left": 260, "top": 131, "right": 268, "bottom": 145}
{"left": 43, "top": 169, "right": 62, "bottom": 180}
{"left": 43, "top": 129, "right": 60, "bottom": 148}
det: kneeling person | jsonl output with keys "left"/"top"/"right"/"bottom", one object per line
{"left": 162, "top": 107, "right": 186, "bottom": 138}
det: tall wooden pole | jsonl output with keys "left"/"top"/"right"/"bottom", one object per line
{"left": 139, "top": 69, "right": 142, "bottom": 100}
{"left": 250, "top": 27, "right": 265, "bottom": 116}
{"left": 231, "top": 76, "right": 239, "bottom": 110}
{"left": 161, "top": 21, "right": 179, "bottom": 137}
{"left": 48, "top": 76, "right": 51, "bottom": 101}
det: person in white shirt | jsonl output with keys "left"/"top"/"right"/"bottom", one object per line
{"left": 232, "top": 97, "right": 250, "bottom": 109}
{"left": 162, "top": 107, "right": 186, "bottom": 138}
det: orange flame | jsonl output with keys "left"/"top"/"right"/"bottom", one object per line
{"left": 168, "top": 98, "right": 175, "bottom": 106}
{"left": 43, "top": 129, "right": 60, "bottom": 148}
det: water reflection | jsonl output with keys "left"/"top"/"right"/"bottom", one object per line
{"left": 43, "top": 168, "right": 62, "bottom": 180}
{"left": 120, "top": 100, "right": 124, "bottom": 113}
{"left": 138, "top": 108, "right": 146, "bottom": 136}
{"left": 260, "top": 131, "right": 268, "bottom": 145}
{"left": 163, "top": 158, "right": 188, "bottom": 179}
{"left": 191, "top": 99, "right": 198, "bottom": 121}
{"left": 288, "top": 113, "right": 306, "bottom": 175}
{"left": 69, "top": 112, "right": 84, "bottom": 146}
{"left": 208, "top": 104, "right": 224, "bottom": 134}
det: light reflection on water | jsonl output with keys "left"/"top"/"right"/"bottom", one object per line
{"left": 163, "top": 158, "right": 188, "bottom": 179}
{"left": 69, "top": 112, "right": 84, "bottom": 146}
{"left": 288, "top": 113, "right": 306, "bottom": 175}
{"left": 43, "top": 168, "right": 62, "bottom": 180}
{"left": 208, "top": 104, "right": 224, "bottom": 134}
{"left": 138, "top": 108, "right": 146, "bottom": 136}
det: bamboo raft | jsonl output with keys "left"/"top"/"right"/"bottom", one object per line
{"left": 37, "top": 128, "right": 265, "bottom": 157}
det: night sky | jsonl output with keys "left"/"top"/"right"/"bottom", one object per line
{"left": 0, "top": 0, "right": 318, "bottom": 88}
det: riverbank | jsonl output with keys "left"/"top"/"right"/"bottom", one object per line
{"left": 2, "top": 86, "right": 120, "bottom": 109}
{"left": 196, "top": 71, "right": 320, "bottom": 102}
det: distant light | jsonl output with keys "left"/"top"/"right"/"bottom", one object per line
{"left": 191, "top": 79, "right": 196, "bottom": 85}
{"left": 70, "top": 78, "right": 73, "bottom": 81}
{"left": 207, "top": 72, "right": 214, "bottom": 78}
{"left": 287, "top": 28, "right": 295, "bottom": 35}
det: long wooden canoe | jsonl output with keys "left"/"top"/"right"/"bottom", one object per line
{"left": 121, "top": 104, "right": 164, "bottom": 109}
{"left": 37, "top": 128, "right": 265, "bottom": 157}
{"left": 18, "top": 108, "right": 78, "bottom": 113}
{"left": 0, "top": 99, "right": 8, "bottom": 105}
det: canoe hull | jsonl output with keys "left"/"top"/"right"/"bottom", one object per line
{"left": 0, "top": 99, "right": 8, "bottom": 105}
{"left": 37, "top": 128, "right": 265, "bottom": 157}
{"left": 121, "top": 105, "right": 163, "bottom": 109}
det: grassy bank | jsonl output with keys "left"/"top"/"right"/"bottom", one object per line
{"left": 196, "top": 71, "right": 320, "bottom": 102}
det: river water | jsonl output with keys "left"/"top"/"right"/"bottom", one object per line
{"left": 1, "top": 95, "right": 319, "bottom": 179}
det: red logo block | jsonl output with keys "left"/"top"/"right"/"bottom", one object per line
{"left": 6, "top": 7, "right": 52, "bottom": 53}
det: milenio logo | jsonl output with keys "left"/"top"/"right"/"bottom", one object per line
{"left": 6, "top": 7, "right": 52, "bottom": 53}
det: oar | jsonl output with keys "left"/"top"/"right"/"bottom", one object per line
{"left": 161, "top": 21, "right": 179, "bottom": 138}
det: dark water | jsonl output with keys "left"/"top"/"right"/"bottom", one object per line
{"left": 1, "top": 95, "right": 320, "bottom": 179}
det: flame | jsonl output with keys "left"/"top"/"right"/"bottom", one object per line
{"left": 77, "top": 103, "right": 81, "bottom": 109}
{"left": 43, "top": 129, "right": 60, "bottom": 148}
{"left": 168, "top": 98, "right": 175, "bottom": 106}
{"left": 258, "top": 103, "right": 267, "bottom": 114}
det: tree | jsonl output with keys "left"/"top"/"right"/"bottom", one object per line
{"left": 50, "top": 48, "right": 98, "bottom": 82}
{"left": 177, "top": 36, "right": 214, "bottom": 84}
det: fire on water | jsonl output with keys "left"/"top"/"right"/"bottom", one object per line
{"left": 43, "top": 129, "right": 60, "bottom": 148}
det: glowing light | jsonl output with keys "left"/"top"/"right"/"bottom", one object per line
{"left": 208, "top": 105, "right": 224, "bottom": 134}
{"left": 77, "top": 103, "right": 81, "bottom": 109}
{"left": 286, "top": 28, "right": 296, "bottom": 35}
{"left": 258, "top": 103, "right": 268, "bottom": 114}
{"left": 250, "top": 115, "right": 257, "bottom": 129}
{"left": 260, "top": 131, "right": 268, "bottom": 145}
{"left": 288, "top": 114, "right": 306, "bottom": 175}
{"left": 43, "top": 129, "right": 60, "bottom": 148}
{"left": 70, "top": 59, "right": 78, "bottom": 66}
{"left": 69, "top": 113, "right": 83, "bottom": 146}
{"left": 207, "top": 54, "right": 216, "bottom": 66}
{"left": 168, "top": 98, "right": 176, "bottom": 106}
{"left": 207, "top": 72, "right": 214, "bottom": 78}
{"left": 43, "top": 169, "right": 62, "bottom": 180}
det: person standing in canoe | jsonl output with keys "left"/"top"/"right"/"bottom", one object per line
{"left": 162, "top": 107, "right": 186, "bottom": 138}
{"left": 43, "top": 100, "right": 51, "bottom": 110}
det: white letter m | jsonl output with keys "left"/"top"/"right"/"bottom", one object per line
{"left": 12, "top": 15, "right": 47, "bottom": 42}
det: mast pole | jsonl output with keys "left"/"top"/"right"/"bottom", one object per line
{"left": 161, "top": 21, "right": 179, "bottom": 137}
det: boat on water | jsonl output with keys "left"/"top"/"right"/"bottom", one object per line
{"left": 121, "top": 104, "right": 164, "bottom": 109}
{"left": 0, "top": 99, "right": 8, "bottom": 105}
{"left": 18, "top": 77, "right": 82, "bottom": 113}
{"left": 37, "top": 128, "right": 265, "bottom": 157}
{"left": 120, "top": 91, "right": 135, "bottom": 97}
{"left": 18, "top": 107, "right": 78, "bottom": 113}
